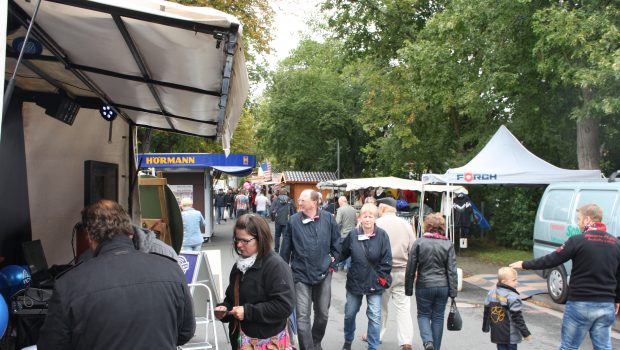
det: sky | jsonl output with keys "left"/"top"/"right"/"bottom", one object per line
{"left": 267, "top": 0, "right": 324, "bottom": 68}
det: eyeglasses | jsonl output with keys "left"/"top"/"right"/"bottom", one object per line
{"left": 233, "top": 237, "right": 256, "bottom": 245}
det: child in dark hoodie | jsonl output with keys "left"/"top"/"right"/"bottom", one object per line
{"left": 483, "top": 267, "right": 532, "bottom": 350}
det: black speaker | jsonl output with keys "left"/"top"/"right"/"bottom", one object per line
{"left": 44, "top": 94, "right": 80, "bottom": 125}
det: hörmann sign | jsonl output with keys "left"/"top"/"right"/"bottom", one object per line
{"left": 455, "top": 172, "right": 498, "bottom": 182}
{"left": 137, "top": 153, "right": 255, "bottom": 169}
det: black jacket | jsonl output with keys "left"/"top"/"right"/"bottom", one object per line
{"left": 280, "top": 210, "right": 341, "bottom": 285}
{"left": 405, "top": 233, "right": 458, "bottom": 297}
{"left": 270, "top": 195, "right": 296, "bottom": 226}
{"left": 215, "top": 193, "right": 227, "bottom": 207}
{"left": 218, "top": 251, "right": 295, "bottom": 350}
{"left": 482, "top": 283, "right": 531, "bottom": 344}
{"left": 523, "top": 229, "right": 620, "bottom": 302}
{"left": 340, "top": 227, "right": 392, "bottom": 295}
{"left": 38, "top": 235, "right": 195, "bottom": 350}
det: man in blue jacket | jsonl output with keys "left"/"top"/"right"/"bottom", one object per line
{"left": 280, "top": 189, "right": 341, "bottom": 350}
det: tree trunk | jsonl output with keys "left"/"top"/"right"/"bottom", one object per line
{"left": 576, "top": 117, "right": 600, "bottom": 169}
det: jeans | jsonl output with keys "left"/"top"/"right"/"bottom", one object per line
{"left": 416, "top": 286, "right": 449, "bottom": 350}
{"left": 380, "top": 270, "right": 413, "bottom": 346}
{"left": 338, "top": 257, "right": 351, "bottom": 270}
{"left": 497, "top": 344, "right": 517, "bottom": 350}
{"left": 559, "top": 300, "right": 615, "bottom": 350}
{"left": 295, "top": 274, "right": 332, "bottom": 350}
{"left": 344, "top": 291, "right": 382, "bottom": 350}
{"left": 182, "top": 244, "right": 201, "bottom": 252}
{"left": 216, "top": 206, "right": 225, "bottom": 224}
{"left": 274, "top": 224, "right": 286, "bottom": 253}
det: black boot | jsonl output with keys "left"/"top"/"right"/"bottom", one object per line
{"left": 342, "top": 342, "right": 352, "bottom": 350}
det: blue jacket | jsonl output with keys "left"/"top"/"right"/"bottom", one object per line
{"left": 340, "top": 226, "right": 392, "bottom": 295}
{"left": 181, "top": 208, "right": 205, "bottom": 247}
{"left": 279, "top": 209, "right": 341, "bottom": 285}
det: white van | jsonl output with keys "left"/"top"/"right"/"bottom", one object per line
{"left": 532, "top": 179, "right": 620, "bottom": 303}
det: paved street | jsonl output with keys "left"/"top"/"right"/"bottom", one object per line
{"left": 194, "top": 217, "right": 620, "bottom": 350}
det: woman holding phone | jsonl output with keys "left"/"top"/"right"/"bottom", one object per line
{"left": 214, "top": 214, "right": 295, "bottom": 349}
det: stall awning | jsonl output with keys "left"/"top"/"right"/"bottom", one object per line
{"left": 6, "top": 0, "right": 249, "bottom": 152}
{"left": 422, "top": 125, "right": 603, "bottom": 185}
{"left": 137, "top": 152, "right": 255, "bottom": 176}
{"left": 317, "top": 176, "right": 468, "bottom": 193}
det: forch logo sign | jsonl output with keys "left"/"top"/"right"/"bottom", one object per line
{"left": 456, "top": 172, "right": 498, "bottom": 182}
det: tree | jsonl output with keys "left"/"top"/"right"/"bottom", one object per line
{"left": 531, "top": 1, "right": 620, "bottom": 169}
{"left": 256, "top": 39, "right": 369, "bottom": 176}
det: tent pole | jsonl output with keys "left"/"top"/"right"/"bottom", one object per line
{"left": 3, "top": 0, "right": 43, "bottom": 118}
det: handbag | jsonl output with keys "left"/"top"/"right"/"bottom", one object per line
{"left": 234, "top": 272, "right": 294, "bottom": 350}
{"left": 446, "top": 297, "right": 462, "bottom": 331}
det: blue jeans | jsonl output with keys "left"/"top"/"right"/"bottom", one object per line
{"left": 497, "top": 344, "right": 517, "bottom": 350}
{"left": 216, "top": 206, "right": 225, "bottom": 224}
{"left": 416, "top": 286, "right": 449, "bottom": 350}
{"left": 338, "top": 257, "right": 351, "bottom": 270}
{"left": 344, "top": 291, "right": 382, "bottom": 350}
{"left": 559, "top": 300, "right": 615, "bottom": 350}
{"left": 295, "top": 274, "right": 332, "bottom": 350}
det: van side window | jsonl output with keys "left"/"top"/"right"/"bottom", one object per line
{"left": 542, "top": 190, "right": 574, "bottom": 222}
{"left": 573, "top": 190, "right": 618, "bottom": 225}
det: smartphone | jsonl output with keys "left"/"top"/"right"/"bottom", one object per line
{"left": 214, "top": 309, "right": 228, "bottom": 319}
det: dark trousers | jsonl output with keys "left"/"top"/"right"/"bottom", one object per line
{"left": 274, "top": 224, "right": 287, "bottom": 253}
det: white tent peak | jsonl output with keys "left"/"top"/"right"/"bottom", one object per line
{"left": 423, "top": 125, "right": 603, "bottom": 185}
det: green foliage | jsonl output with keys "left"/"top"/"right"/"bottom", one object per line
{"left": 256, "top": 39, "right": 369, "bottom": 176}
{"left": 457, "top": 238, "right": 533, "bottom": 266}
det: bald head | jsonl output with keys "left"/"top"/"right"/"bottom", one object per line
{"left": 299, "top": 189, "right": 319, "bottom": 214}
{"left": 338, "top": 196, "right": 348, "bottom": 207}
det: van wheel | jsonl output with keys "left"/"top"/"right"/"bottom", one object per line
{"left": 547, "top": 266, "right": 568, "bottom": 304}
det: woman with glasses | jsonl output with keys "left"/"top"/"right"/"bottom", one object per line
{"left": 214, "top": 214, "right": 295, "bottom": 350}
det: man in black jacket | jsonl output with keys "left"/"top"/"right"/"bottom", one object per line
{"left": 510, "top": 204, "right": 620, "bottom": 350}
{"left": 38, "top": 200, "right": 195, "bottom": 350}
{"left": 271, "top": 189, "right": 296, "bottom": 253}
{"left": 280, "top": 189, "right": 340, "bottom": 350}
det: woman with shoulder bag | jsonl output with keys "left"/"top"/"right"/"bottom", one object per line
{"left": 404, "top": 213, "right": 458, "bottom": 350}
{"left": 339, "top": 203, "right": 393, "bottom": 350}
{"left": 214, "top": 214, "right": 295, "bottom": 350}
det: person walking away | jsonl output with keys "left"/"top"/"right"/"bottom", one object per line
{"left": 510, "top": 204, "right": 620, "bottom": 350}
{"left": 280, "top": 189, "right": 341, "bottom": 350}
{"left": 215, "top": 189, "right": 227, "bottom": 225}
{"left": 339, "top": 203, "right": 392, "bottom": 350}
{"left": 225, "top": 189, "right": 234, "bottom": 219}
{"left": 181, "top": 197, "right": 205, "bottom": 251}
{"left": 271, "top": 189, "right": 296, "bottom": 253}
{"left": 483, "top": 267, "right": 532, "bottom": 350}
{"left": 38, "top": 200, "right": 195, "bottom": 349}
{"left": 215, "top": 214, "right": 295, "bottom": 350}
{"left": 376, "top": 197, "right": 416, "bottom": 350}
{"left": 236, "top": 190, "right": 250, "bottom": 217}
{"left": 336, "top": 196, "right": 357, "bottom": 271}
{"left": 405, "top": 213, "right": 458, "bottom": 350}
{"left": 255, "top": 190, "right": 270, "bottom": 218}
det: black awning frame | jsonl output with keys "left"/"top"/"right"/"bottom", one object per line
{"left": 7, "top": 0, "right": 241, "bottom": 137}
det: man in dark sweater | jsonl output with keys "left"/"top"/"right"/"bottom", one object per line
{"left": 510, "top": 204, "right": 620, "bottom": 350}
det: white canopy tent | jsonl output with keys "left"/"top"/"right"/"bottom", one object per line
{"left": 5, "top": 0, "right": 249, "bottom": 153}
{"left": 422, "top": 125, "right": 602, "bottom": 185}
{"left": 316, "top": 176, "right": 468, "bottom": 194}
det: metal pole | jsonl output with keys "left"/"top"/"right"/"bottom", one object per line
{"left": 205, "top": 168, "right": 214, "bottom": 239}
{"left": 3, "top": 0, "right": 43, "bottom": 118}
{"left": 336, "top": 138, "right": 341, "bottom": 179}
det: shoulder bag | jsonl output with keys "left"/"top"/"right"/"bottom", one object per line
{"left": 234, "top": 272, "right": 294, "bottom": 350}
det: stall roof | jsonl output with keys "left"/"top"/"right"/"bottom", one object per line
{"left": 316, "top": 176, "right": 468, "bottom": 193}
{"left": 6, "top": 0, "right": 249, "bottom": 152}
{"left": 137, "top": 153, "right": 256, "bottom": 176}
{"left": 422, "top": 125, "right": 603, "bottom": 185}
